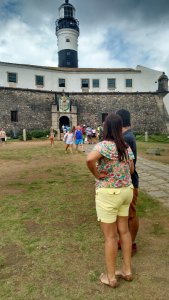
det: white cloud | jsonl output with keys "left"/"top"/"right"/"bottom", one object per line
{"left": 0, "top": 0, "right": 169, "bottom": 77}
{"left": 0, "top": 17, "right": 58, "bottom": 66}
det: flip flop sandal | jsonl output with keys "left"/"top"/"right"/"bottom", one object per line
{"left": 100, "top": 273, "right": 118, "bottom": 288}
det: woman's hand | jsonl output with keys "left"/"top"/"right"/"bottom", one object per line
{"left": 96, "top": 171, "right": 107, "bottom": 180}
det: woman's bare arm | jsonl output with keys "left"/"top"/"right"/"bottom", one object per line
{"left": 129, "top": 159, "right": 134, "bottom": 174}
{"left": 86, "top": 151, "right": 103, "bottom": 179}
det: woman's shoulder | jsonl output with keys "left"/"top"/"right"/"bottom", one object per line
{"left": 94, "top": 141, "right": 117, "bottom": 156}
{"left": 101, "top": 140, "right": 116, "bottom": 147}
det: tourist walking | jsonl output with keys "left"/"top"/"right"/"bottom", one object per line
{"left": 86, "top": 126, "right": 93, "bottom": 144}
{"left": 64, "top": 128, "right": 74, "bottom": 154}
{"left": 82, "top": 125, "right": 86, "bottom": 144}
{"left": 75, "top": 125, "right": 84, "bottom": 152}
{"left": 0, "top": 128, "right": 6, "bottom": 145}
{"left": 92, "top": 127, "right": 97, "bottom": 144}
{"left": 97, "top": 124, "right": 103, "bottom": 142}
{"left": 116, "top": 109, "right": 139, "bottom": 255}
{"left": 49, "top": 127, "right": 55, "bottom": 148}
{"left": 86, "top": 113, "right": 134, "bottom": 288}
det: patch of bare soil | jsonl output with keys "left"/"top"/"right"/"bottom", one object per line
{"left": 0, "top": 243, "right": 30, "bottom": 281}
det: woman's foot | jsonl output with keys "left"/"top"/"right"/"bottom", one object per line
{"left": 100, "top": 273, "right": 118, "bottom": 288}
{"left": 115, "top": 270, "right": 133, "bottom": 281}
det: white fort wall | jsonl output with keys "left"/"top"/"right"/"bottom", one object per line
{"left": 0, "top": 62, "right": 163, "bottom": 93}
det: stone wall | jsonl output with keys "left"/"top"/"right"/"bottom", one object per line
{"left": 0, "top": 88, "right": 54, "bottom": 135}
{"left": 0, "top": 87, "right": 168, "bottom": 135}
{"left": 70, "top": 92, "right": 168, "bottom": 134}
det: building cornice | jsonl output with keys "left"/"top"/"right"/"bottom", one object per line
{"left": 0, "top": 86, "right": 168, "bottom": 95}
{"left": 0, "top": 61, "right": 141, "bottom": 73}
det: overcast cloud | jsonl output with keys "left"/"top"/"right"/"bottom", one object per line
{"left": 0, "top": 0, "right": 169, "bottom": 71}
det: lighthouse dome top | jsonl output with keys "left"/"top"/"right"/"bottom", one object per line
{"left": 59, "top": 0, "right": 76, "bottom": 19}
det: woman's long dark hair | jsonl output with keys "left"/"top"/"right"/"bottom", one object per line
{"left": 103, "top": 112, "right": 128, "bottom": 161}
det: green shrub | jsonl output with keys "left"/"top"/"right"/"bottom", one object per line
{"left": 6, "top": 129, "right": 21, "bottom": 139}
{"left": 18, "top": 129, "right": 57, "bottom": 140}
{"left": 29, "top": 130, "right": 49, "bottom": 138}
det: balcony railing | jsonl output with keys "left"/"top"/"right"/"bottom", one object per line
{"left": 55, "top": 18, "right": 79, "bottom": 33}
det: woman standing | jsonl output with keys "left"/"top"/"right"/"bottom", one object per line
{"left": 86, "top": 113, "right": 134, "bottom": 288}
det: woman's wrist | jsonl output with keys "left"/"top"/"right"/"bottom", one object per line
{"left": 95, "top": 173, "right": 100, "bottom": 179}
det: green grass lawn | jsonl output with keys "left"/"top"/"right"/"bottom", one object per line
{"left": 134, "top": 133, "right": 169, "bottom": 164}
{"left": 0, "top": 141, "right": 169, "bottom": 299}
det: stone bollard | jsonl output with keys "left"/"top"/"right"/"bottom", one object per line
{"left": 145, "top": 131, "right": 148, "bottom": 142}
{"left": 23, "top": 129, "right": 27, "bottom": 141}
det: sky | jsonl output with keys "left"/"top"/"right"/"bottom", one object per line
{"left": 0, "top": 0, "right": 169, "bottom": 72}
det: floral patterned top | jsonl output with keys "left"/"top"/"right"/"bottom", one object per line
{"left": 93, "top": 141, "right": 134, "bottom": 189}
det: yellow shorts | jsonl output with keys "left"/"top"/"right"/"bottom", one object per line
{"left": 95, "top": 185, "right": 133, "bottom": 223}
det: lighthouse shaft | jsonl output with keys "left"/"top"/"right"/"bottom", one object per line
{"left": 55, "top": 0, "right": 79, "bottom": 68}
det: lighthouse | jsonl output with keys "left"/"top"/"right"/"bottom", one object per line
{"left": 55, "top": 0, "right": 79, "bottom": 68}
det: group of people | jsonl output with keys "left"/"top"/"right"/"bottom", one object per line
{"left": 49, "top": 124, "right": 102, "bottom": 151}
{"left": 87, "top": 109, "right": 139, "bottom": 288}
{"left": 63, "top": 125, "right": 85, "bottom": 153}
{"left": 0, "top": 128, "right": 6, "bottom": 145}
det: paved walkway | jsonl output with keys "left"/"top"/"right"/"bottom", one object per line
{"left": 137, "top": 157, "right": 169, "bottom": 208}
{"left": 83, "top": 144, "right": 169, "bottom": 208}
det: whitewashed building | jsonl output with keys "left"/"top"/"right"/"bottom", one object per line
{"left": 0, "top": 61, "right": 167, "bottom": 93}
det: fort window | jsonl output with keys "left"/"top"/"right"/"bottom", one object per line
{"left": 126, "top": 79, "right": 132, "bottom": 87}
{"left": 93, "top": 79, "right": 99, "bottom": 88}
{"left": 81, "top": 79, "right": 89, "bottom": 88}
{"left": 59, "top": 78, "right": 65, "bottom": 87}
{"left": 66, "top": 38, "right": 70, "bottom": 42}
{"left": 107, "top": 78, "right": 116, "bottom": 89}
{"left": 35, "top": 75, "right": 44, "bottom": 86}
{"left": 7, "top": 72, "right": 17, "bottom": 83}
{"left": 11, "top": 111, "right": 18, "bottom": 122}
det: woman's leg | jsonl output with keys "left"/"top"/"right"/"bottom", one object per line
{"left": 117, "top": 216, "right": 132, "bottom": 275}
{"left": 100, "top": 222, "right": 118, "bottom": 282}
{"left": 80, "top": 141, "right": 84, "bottom": 151}
{"left": 70, "top": 144, "right": 73, "bottom": 153}
{"left": 65, "top": 144, "right": 69, "bottom": 153}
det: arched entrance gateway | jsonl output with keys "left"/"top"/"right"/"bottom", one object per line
{"left": 51, "top": 93, "right": 77, "bottom": 140}
{"left": 59, "top": 116, "right": 70, "bottom": 129}
{"left": 59, "top": 115, "right": 70, "bottom": 140}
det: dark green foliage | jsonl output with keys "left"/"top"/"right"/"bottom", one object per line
{"left": 29, "top": 129, "right": 50, "bottom": 138}
{"left": 6, "top": 129, "right": 22, "bottom": 139}
{"left": 18, "top": 129, "right": 57, "bottom": 140}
